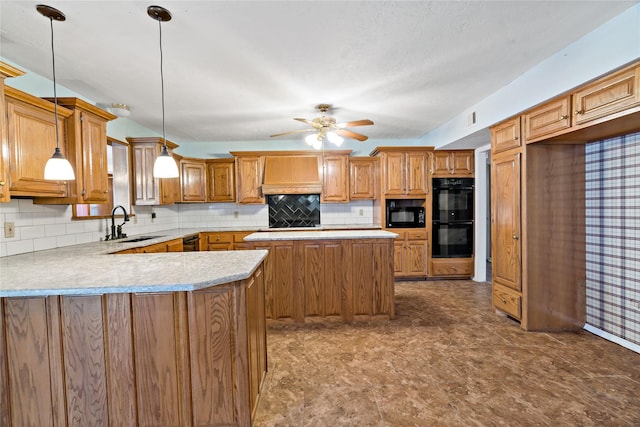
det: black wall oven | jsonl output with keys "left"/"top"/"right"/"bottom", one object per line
{"left": 432, "top": 178, "right": 474, "bottom": 258}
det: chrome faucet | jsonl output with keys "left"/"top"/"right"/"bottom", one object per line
{"left": 108, "top": 205, "right": 130, "bottom": 240}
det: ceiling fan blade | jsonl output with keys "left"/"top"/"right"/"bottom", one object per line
{"left": 336, "top": 119, "right": 374, "bottom": 128}
{"left": 335, "top": 129, "right": 368, "bottom": 141}
{"left": 270, "top": 129, "right": 315, "bottom": 137}
{"left": 293, "top": 118, "right": 314, "bottom": 125}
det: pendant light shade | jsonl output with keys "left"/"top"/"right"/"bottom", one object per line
{"left": 38, "top": 4, "right": 75, "bottom": 181}
{"left": 153, "top": 145, "right": 180, "bottom": 178}
{"left": 148, "top": 5, "right": 179, "bottom": 179}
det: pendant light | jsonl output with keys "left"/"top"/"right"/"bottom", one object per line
{"left": 38, "top": 4, "right": 75, "bottom": 181}
{"left": 148, "top": 5, "right": 179, "bottom": 179}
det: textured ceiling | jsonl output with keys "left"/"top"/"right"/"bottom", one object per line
{"left": 0, "top": 1, "right": 637, "bottom": 151}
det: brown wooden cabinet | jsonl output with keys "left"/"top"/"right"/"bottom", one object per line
{"left": 207, "top": 158, "right": 235, "bottom": 202}
{"left": 321, "top": 153, "right": 349, "bottom": 202}
{"left": 36, "top": 98, "right": 117, "bottom": 205}
{"left": 430, "top": 257, "right": 474, "bottom": 278}
{"left": 232, "top": 154, "right": 264, "bottom": 204}
{"left": 393, "top": 230, "right": 428, "bottom": 278}
{"left": 572, "top": 63, "right": 640, "bottom": 126}
{"left": 4, "top": 86, "right": 72, "bottom": 197}
{"left": 199, "top": 231, "right": 252, "bottom": 251}
{"left": 349, "top": 157, "right": 377, "bottom": 200}
{"left": 430, "top": 150, "right": 474, "bottom": 177}
{"left": 0, "top": 63, "right": 23, "bottom": 203}
{"left": 491, "top": 116, "right": 521, "bottom": 155}
{"left": 179, "top": 158, "right": 206, "bottom": 202}
{"left": 371, "top": 147, "right": 431, "bottom": 197}
{"left": 0, "top": 264, "right": 266, "bottom": 427}
{"left": 524, "top": 96, "right": 571, "bottom": 142}
{"left": 251, "top": 237, "right": 394, "bottom": 322}
{"left": 112, "top": 238, "right": 183, "bottom": 254}
{"left": 127, "top": 137, "right": 180, "bottom": 205}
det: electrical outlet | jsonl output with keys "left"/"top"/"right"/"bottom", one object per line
{"left": 359, "top": 209, "right": 364, "bottom": 216}
{"left": 4, "top": 222, "right": 15, "bottom": 238}
{"left": 233, "top": 211, "right": 239, "bottom": 219}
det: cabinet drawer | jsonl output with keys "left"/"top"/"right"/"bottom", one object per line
{"left": 205, "top": 233, "right": 234, "bottom": 244}
{"left": 406, "top": 230, "right": 427, "bottom": 240}
{"left": 491, "top": 117, "right": 521, "bottom": 154}
{"left": 493, "top": 286, "right": 521, "bottom": 319}
{"left": 430, "top": 258, "right": 473, "bottom": 276}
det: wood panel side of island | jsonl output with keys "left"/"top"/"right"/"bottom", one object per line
{"left": 0, "top": 263, "right": 267, "bottom": 427}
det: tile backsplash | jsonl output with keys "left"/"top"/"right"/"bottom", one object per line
{"left": 0, "top": 198, "right": 373, "bottom": 257}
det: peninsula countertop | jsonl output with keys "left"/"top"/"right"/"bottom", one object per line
{"left": 0, "top": 225, "right": 389, "bottom": 298}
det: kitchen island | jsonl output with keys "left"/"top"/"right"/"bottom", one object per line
{"left": 0, "top": 245, "right": 268, "bottom": 426}
{"left": 245, "top": 229, "right": 398, "bottom": 323}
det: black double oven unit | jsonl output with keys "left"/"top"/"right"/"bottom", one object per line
{"left": 432, "top": 178, "right": 474, "bottom": 258}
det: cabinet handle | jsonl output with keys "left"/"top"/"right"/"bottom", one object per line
{"left": 512, "top": 234, "right": 519, "bottom": 240}
{"left": 501, "top": 297, "right": 507, "bottom": 304}
{"left": 0, "top": 180, "right": 4, "bottom": 186}
{"left": 574, "top": 110, "right": 584, "bottom": 115}
{"left": 559, "top": 115, "right": 568, "bottom": 121}
{"left": 514, "top": 136, "right": 519, "bottom": 140}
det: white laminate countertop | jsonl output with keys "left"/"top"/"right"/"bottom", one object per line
{"left": 244, "top": 229, "right": 398, "bottom": 241}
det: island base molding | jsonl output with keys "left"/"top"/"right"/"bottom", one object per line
{"left": 0, "top": 264, "right": 266, "bottom": 427}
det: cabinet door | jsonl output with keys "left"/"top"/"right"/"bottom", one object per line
{"left": 431, "top": 151, "right": 452, "bottom": 177}
{"left": 382, "top": 152, "right": 406, "bottom": 195}
{"left": 491, "top": 117, "right": 521, "bottom": 154}
{"left": 207, "top": 160, "right": 235, "bottom": 202}
{"left": 524, "top": 96, "right": 571, "bottom": 142}
{"left": 491, "top": 152, "right": 522, "bottom": 292}
{"left": 160, "top": 176, "right": 180, "bottom": 205}
{"left": 132, "top": 143, "right": 159, "bottom": 205}
{"left": 80, "top": 112, "right": 110, "bottom": 203}
{"left": 406, "top": 239, "right": 427, "bottom": 276}
{"left": 405, "top": 152, "right": 428, "bottom": 195}
{"left": 6, "top": 98, "right": 68, "bottom": 197}
{"left": 0, "top": 80, "right": 9, "bottom": 202}
{"left": 235, "top": 156, "right": 264, "bottom": 204}
{"left": 573, "top": 64, "right": 640, "bottom": 125}
{"left": 321, "top": 154, "right": 349, "bottom": 203}
{"left": 349, "top": 157, "right": 376, "bottom": 199}
{"left": 393, "top": 240, "right": 405, "bottom": 275}
{"left": 180, "top": 160, "right": 206, "bottom": 202}
{"left": 451, "top": 151, "right": 474, "bottom": 176}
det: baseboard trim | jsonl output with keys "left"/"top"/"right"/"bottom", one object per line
{"left": 584, "top": 324, "right": 640, "bottom": 354}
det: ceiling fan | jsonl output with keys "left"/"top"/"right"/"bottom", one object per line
{"left": 270, "top": 104, "right": 374, "bottom": 149}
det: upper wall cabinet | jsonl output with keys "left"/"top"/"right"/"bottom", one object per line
{"left": 180, "top": 157, "right": 206, "bottom": 202}
{"left": 371, "top": 147, "right": 431, "bottom": 197}
{"left": 4, "top": 86, "right": 72, "bottom": 198}
{"left": 321, "top": 153, "right": 349, "bottom": 203}
{"left": 36, "top": 97, "right": 117, "bottom": 204}
{"left": 572, "top": 63, "right": 640, "bottom": 126}
{"left": 0, "top": 63, "right": 24, "bottom": 202}
{"left": 127, "top": 137, "right": 180, "bottom": 205}
{"left": 207, "top": 158, "right": 235, "bottom": 202}
{"left": 349, "top": 157, "right": 377, "bottom": 200}
{"left": 232, "top": 153, "right": 264, "bottom": 204}
{"left": 430, "top": 150, "right": 474, "bottom": 177}
{"left": 523, "top": 96, "right": 571, "bottom": 143}
{"left": 491, "top": 116, "right": 521, "bottom": 155}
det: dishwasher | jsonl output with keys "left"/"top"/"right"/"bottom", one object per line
{"left": 182, "top": 234, "right": 199, "bottom": 252}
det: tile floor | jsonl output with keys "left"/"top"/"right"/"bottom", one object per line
{"left": 254, "top": 280, "right": 640, "bottom": 426}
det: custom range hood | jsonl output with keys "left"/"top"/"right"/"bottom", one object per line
{"left": 261, "top": 155, "right": 322, "bottom": 195}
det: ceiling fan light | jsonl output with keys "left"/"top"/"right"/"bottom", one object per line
{"left": 327, "top": 132, "right": 344, "bottom": 146}
{"left": 305, "top": 133, "right": 319, "bottom": 145}
{"left": 312, "top": 139, "right": 323, "bottom": 150}
{"left": 44, "top": 147, "right": 75, "bottom": 180}
{"left": 153, "top": 146, "right": 179, "bottom": 178}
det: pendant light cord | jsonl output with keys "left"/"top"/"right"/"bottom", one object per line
{"left": 49, "top": 16, "right": 60, "bottom": 151}
{"left": 158, "top": 18, "right": 167, "bottom": 150}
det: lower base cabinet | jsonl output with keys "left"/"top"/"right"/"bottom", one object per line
{"left": 0, "top": 264, "right": 266, "bottom": 427}
{"left": 252, "top": 238, "right": 395, "bottom": 322}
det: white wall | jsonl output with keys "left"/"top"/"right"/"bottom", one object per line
{"left": 0, "top": 199, "right": 374, "bottom": 257}
{"left": 422, "top": 3, "right": 640, "bottom": 150}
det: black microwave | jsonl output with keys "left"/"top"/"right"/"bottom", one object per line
{"left": 386, "top": 205, "right": 426, "bottom": 228}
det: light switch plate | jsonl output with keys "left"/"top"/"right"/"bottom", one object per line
{"left": 4, "top": 222, "right": 15, "bottom": 238}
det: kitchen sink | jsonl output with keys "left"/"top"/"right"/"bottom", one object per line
{"left": 118, "top": 235, "right": 165, "bottom": 243}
